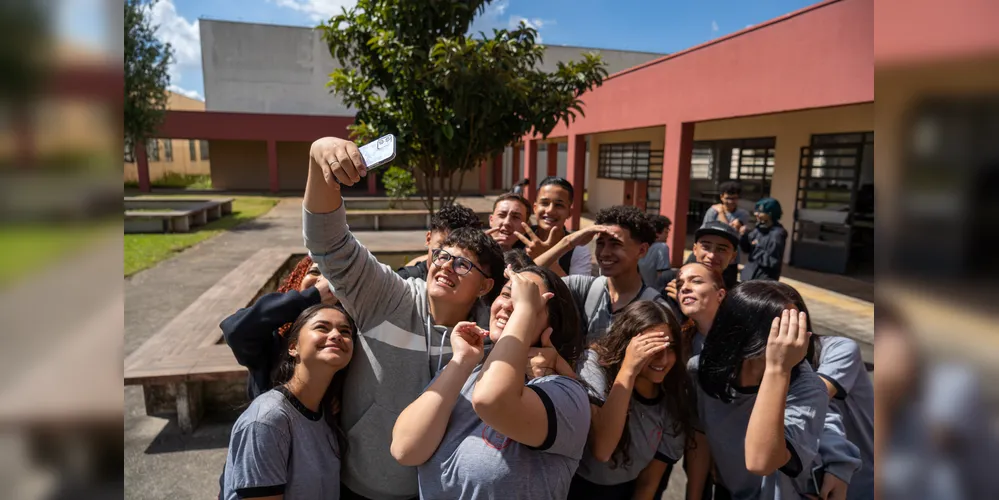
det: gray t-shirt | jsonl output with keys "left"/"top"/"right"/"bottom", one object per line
{"left": 817, "top": 336, "right": 874, "bottom": 499}
{"left": 575, "top": 350, "right": 685, "bottom": 485}
{"left": 690, "top": 356, "right": 827, "bottom": 500}
{"left": 223, "top": 389, "right": 341, "bottom": 500}
{"left": 638, "top": 242, "right": 671, "bottom": 290}
{"left": 562, "top": 275, "right": 671, "bottom": 345}
{"left": 418, "top": 366, "right": 590, "bottom": 500}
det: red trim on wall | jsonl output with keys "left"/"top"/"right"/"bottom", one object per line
{"left": 156, "top": 111, "right": 354, "bottom": 142}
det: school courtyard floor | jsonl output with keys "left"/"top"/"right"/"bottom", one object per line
{"left": 123, "top": 197, "right": 874, "bottom": 499}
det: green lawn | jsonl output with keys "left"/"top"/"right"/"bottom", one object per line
{"left": 124, "top": 196, "right": 279, "bottom": 276}
{"left": 0, "top": 224, "right": 110, "bottom": 287}
{"left": 125, "top": 173, "right": 213, "bottom": 190}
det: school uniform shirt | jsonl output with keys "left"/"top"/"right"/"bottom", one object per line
{"left": 222, "top": 388, "right": 340, "bottom": 500}
{"left": 417, "top": 365, "right": 590, "bottom": 500}
{"left": 817, "top": 336, "right": 875, "bottom": 499}
{"left": 574, "top": 350, "right": 685, "bottom": 485}
{"left": 562, "top": 275, "right": 676, "bottom": 345}
{"left": 638, "top": 242, "right": 671, "bottom": 291}
{"left": 690, "top": 356, "right": 828, "bottom": 500}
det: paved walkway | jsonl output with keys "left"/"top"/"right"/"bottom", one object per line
{"left": 124, "top": 198, "right": 873, "bottom": 499}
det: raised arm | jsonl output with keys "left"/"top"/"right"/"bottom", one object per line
{"left": 746, "top": 310, "right": 811, "bottom": 476}
{"left": 535, "top": 225, "right": 609, "bottom": 272}
{"left": 302, "top": 138, "right": 412, "bottom": 330}
{"left": 588, "top": 333, "right": 669, "bottom": 462}
{"left": 391, "top": 322, "right": 486, "bottom": 466}
{"left": 221, "top": 288, "right": 322, "bottom": 369}
{"left": 471, "top": 272, "right": 557, "bottom": 447}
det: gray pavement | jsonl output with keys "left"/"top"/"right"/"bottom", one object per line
{"left": 124, "top": 198, "right": 872, "bottom": 500}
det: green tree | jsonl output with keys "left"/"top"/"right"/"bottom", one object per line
{"left": 382, "top": 166, "right": 417, "bottom": 208}
{"left": 124, "top": 0, "right": 173, "bottom": 159}
{"left": 320, "top": 0, "right": 607, "bottom": 210}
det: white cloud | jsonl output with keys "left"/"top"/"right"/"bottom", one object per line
{"left": 469, "top": 1, "right": 553, "bottom": 42}
{"left": 168, "top": 84, "right": 203, "bottom": 101}
{"left": 711, "top": 20, "right": 719, "bottom": 32}
{"left": 508, "top": 16, "right": 550, "bottom": 42}
{"left": 149, "top": 0, "right": 200, "bottom": 82}
{"left": 269, "top": 0, "right": 358, "bottom": 22}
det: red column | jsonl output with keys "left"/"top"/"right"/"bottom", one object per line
{"left": 478, "top": 159, "right": 488, "bottom": 194}
{"left": 546, "top": 143, "right": 558, "bottom": 177}
{"left": 523, "top": 139, "right": 538, "bottom": 202}
{"left": 136, "top": 141, "right": 151, "bottom": 193}
{"left": 566, "top": 134, "right": 586, "bottom": 231}
{"left": 267, "top": 139, "right": 279, "bottom": 194}
{"left": 661, "top": 123, "right": 695, "bottom": 267}
{"left": 492, "top": 154, "right": 503, "bottom": 191}
{"left": 367, "top": 172, "right": 378, "bottom": 195}
{"left": 510, "top": 144, "right": 520, "bottom": 190}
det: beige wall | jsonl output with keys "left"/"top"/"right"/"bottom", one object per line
{"left": 586, "top": 126, "right": 666, "bottom": 214}
{"left": 123, "top": 91, "right": 212, "bottom": 182}
{"left": 693, "top": 102, "right": 874, "bottom": 262}
{"left": 210, "top": 140, "right": 270, "bottom": 190}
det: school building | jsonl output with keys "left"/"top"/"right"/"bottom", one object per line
{"left": 139, "top": 0, "right": 999, "bottom": 279}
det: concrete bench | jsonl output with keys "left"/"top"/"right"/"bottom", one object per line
{"left": 123, "top": 247, "right": 296, "bottom": 432}
{"left": 124, "top": 198, "right": 234, "bottom": 234}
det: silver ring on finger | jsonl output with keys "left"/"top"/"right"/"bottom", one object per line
{"left": 328, "top": 159, "right": 339, "bottom": 168}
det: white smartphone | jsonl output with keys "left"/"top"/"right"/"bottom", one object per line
{"left": 358, "top": 134, "right": 397, "bottom": 171}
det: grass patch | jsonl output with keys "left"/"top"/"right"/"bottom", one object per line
{"left": 0, "top": 223, "right": 111, "bottom": 288}
{"left": 124, "top": 173, "right": 212, "bottom": 190}
{"left": 124, "top": 196, "right": 278, "bottom": 276}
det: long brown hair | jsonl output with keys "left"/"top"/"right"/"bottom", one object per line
{"left": 590, "top": 301, "right": 695, "bottom": 468}
{"left": 271, "top": 303, "right": 356, "bottom": 458}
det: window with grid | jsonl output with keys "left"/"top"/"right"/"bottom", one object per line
{"left": 200, "top": 140, "right": 210, "bottom": 160}
{"left": 690, "top": 143, "right": 714, "bottom": 179}
{"left": 163, "top": 140, "right": 173, "bottom": 162}
{"left": 189, "top": 140, "right": 197, "bottom": 161}
{"left": 146, "top": 139, "right": 160, "bottom": 161}
{"left": 597, "top": 142, "right": 651, "bottom": 180}
{"left": 727, "top": 138, "right": 776, "bottom": 181}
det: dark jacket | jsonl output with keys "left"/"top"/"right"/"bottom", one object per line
{"left": 220, "top": 287, "right": 322, "bottom": 401}
{"left": 395, "top": 260, "right": 428, "bottom": 281}
{"left": 739, "top": 223, "right": 788, "bottom": 281}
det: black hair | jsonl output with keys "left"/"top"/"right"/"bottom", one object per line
{"left": 492, "top": 193, "right": 531, "bottom": 216}
{"left": 698, "top": 281, "right": 820, "bottom": 403}
{"left": 271, "top": 303, "right": 356, "bottom": 458}
{"left": 719, "top": 181, "right": 742, "bottom": 197}
{"left": 442, "top": 227, "right": 506, "bottom": 303}
{"left": 537, "top": 176, "right": 575, "bottom": 204}
{"left": 595, "top": 205, "right": 657, "bottom": 245}
{"left": 515, "top": 265, "right": 585, "bottom": 368}
{"left": 431, "top": 203, "right": 481, "bottom": 233}
{"left": 590, "top": 301, "right": 695, "bottom": 468}
{"left": 649, "top": 214, "right": 672, "bottom": 233}
{"left": 503, "top": 248, "right": 535, "bottom": 271}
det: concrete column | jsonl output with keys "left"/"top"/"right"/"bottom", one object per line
{"left": 367, "top": 172, "right": 377, "bottom": 195}
{"left": 510, "top": 144, "right": 520, "bottom": 190}
{"left": 479, "top": 159, "right": 488, "bottom": 194}
{"left": 136, "top": 141, "right": 151, "bottom": 193}
{"left": 523, "top": 139, "right": 538, "bottom": 201}
{"left": 546, "top": 143, "right": 558, "bottom": 177}
{"left": 661, "top": 123, "right": 695, "bottom": 266}
{"left": 566, "top": 134, "right": 586, "bottom": 231}
{"left": 492, "top": 154, "right": 503, "bottom": 191}
{"left": 267, "top": 139, "right": 279, "bottom": 194}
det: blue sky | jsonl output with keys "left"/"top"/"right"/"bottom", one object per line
{"left": 66, "top": 0, "right": 818, "bottom": 100}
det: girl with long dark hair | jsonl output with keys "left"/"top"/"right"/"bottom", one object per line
{"left": 567, "top": 301, "right": 695, "bottom": 500}
{"left": 390, "top": 265, "right": 590, "bottom": 499}
{"left": 689, "top": 281, "right": 828, "bottom": 499}
{"left": 221, "top": 303, "right": 355, "bottom": 500}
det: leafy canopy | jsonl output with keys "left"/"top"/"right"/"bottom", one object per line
{"left": 124, "top": 0, "right": 173, "bottom": 153}
{"left": 320, "top": 0, "right": 607, "bottom": 207}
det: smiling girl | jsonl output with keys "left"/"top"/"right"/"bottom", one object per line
{"left": 221, "top": 303, "right": 355, "bottom": 500}
{"left": 390, "top": 265, "right": 590, "bottom": 499}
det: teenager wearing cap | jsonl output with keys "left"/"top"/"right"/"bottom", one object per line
{"left": 739, "top": 197, "right": 788, "bottom": 281}
{"left": 661, "top": 221, "right": 740, "bottom": 316}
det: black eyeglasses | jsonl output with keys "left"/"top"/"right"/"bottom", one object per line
{"left": 431, "top": 249, "right": 489, "bottom": 277}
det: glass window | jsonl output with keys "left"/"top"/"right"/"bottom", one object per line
{"left": 597, "top": 142, "right": 652, "bottom": 180}
{"left": 189, "top": 140, "right": 197, "bottom": 161}
{"left": 199, "top": 140, "right": 210, "bottom": 160}
{"left": 163, "top": 140, "right": 173, "bottom": 162}
{"left": 146, "top": 139, "right": 160, "bottom": 162}
{"left": 124, "top": 142, "right": 134, "bottom": 163}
